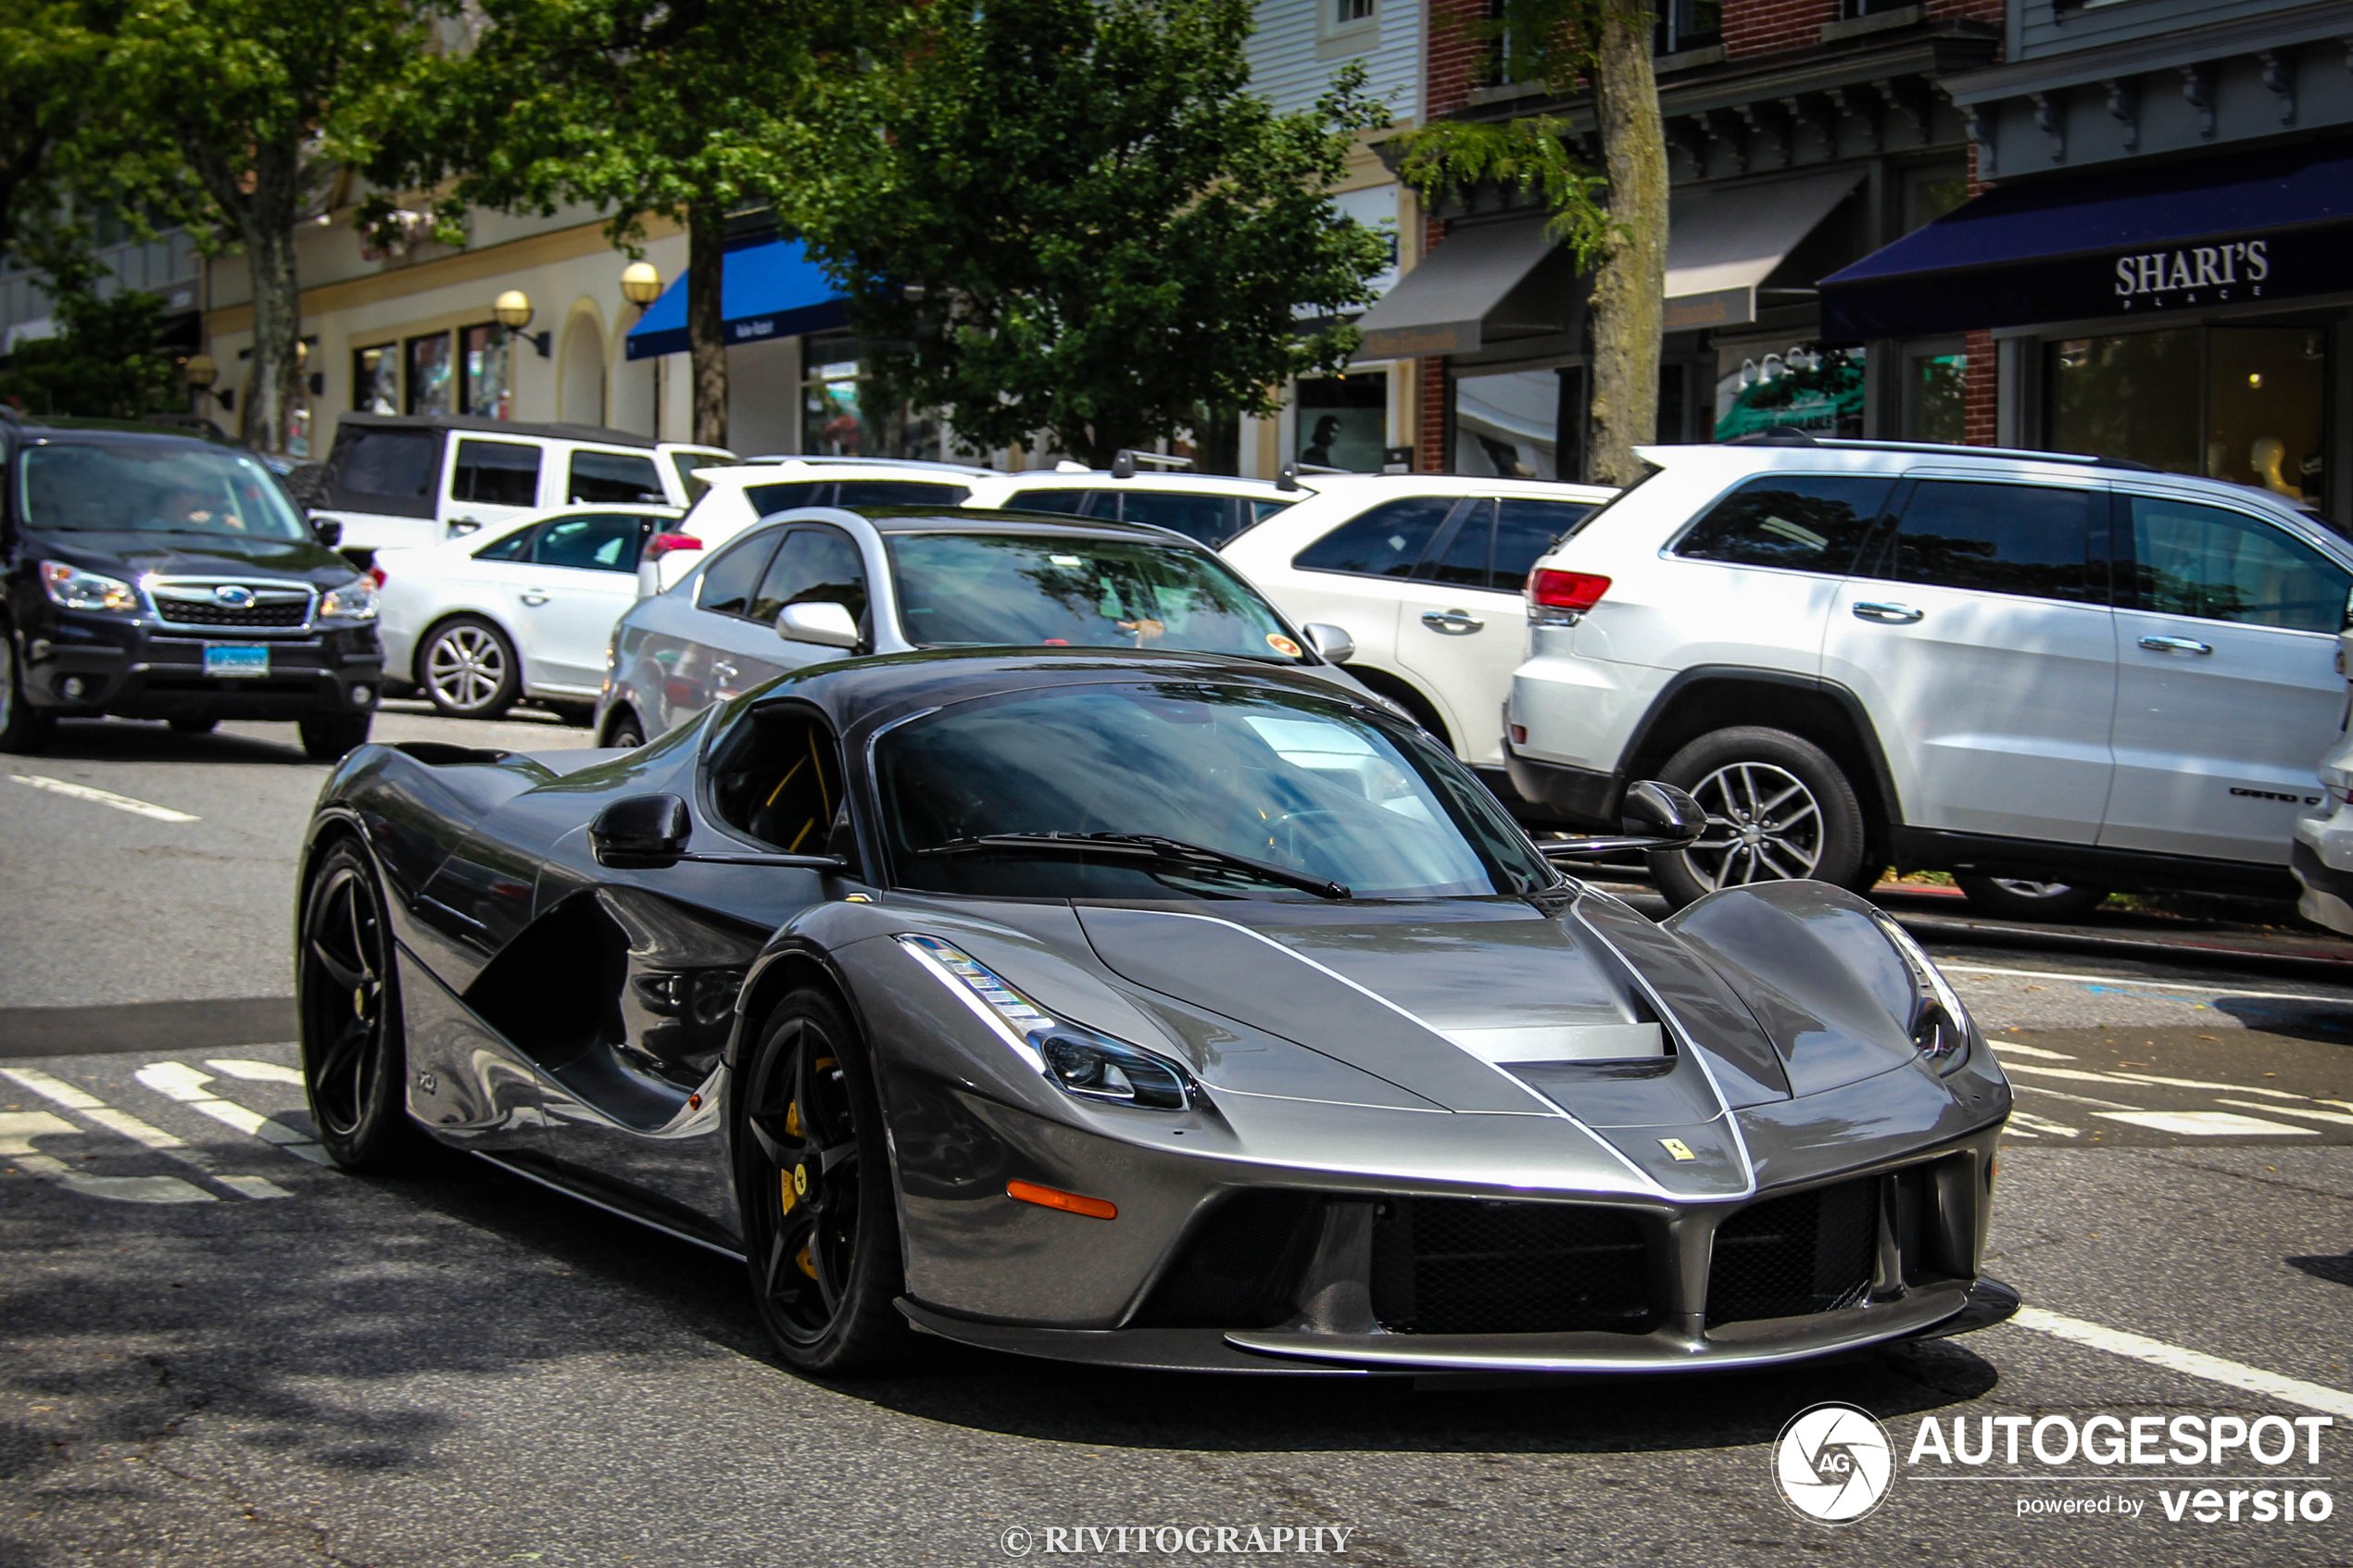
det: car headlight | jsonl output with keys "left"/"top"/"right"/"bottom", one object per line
{"left": 319, "top": 580, "right": 380, "bottom": 621}
{"left": 896, "top": 935, "right": 1198, "bottom": 1110}
{"left": 1867, "top": 908, "right": 1972, "bottom": 1072}
{"left": 39, "top": 561, "right": 138, "bottom": 613}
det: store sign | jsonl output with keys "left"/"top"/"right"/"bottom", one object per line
{"left": 2112, "top": 238, "right": 2271, "bottom": 314}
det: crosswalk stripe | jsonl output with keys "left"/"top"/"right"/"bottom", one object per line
{"left": 2, "top": 1066, "right": 295, "bottom": 1198}
{"left": 2220, "top": 1099, "right": 2353, "bottom": 1127}
{"left": 132, "top": 1061, "right": 329, "bottom": 1165}
{"left": 2093, "top": 1110, "right": 2319, "bottom": 1136}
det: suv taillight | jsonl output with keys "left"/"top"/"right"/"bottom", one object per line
{"left": 648, "top": 533, "right": 703, "bottom": 561}
{"left": 1526, "top": 569, "right": 1610, "bottom": 620}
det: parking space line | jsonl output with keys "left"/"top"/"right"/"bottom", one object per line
{"left": 2013, "top": 1307, "right": 2353, "bottom": 1418}
{"left": 2006, "top": 1110, "right": 2082, "bottom": 1137}
{"left": 2011, "top": 1082, "right": 2143, "bottom": 1111}
{"left": 1990, "top": 1042, "right": 2077, "bottom": 1060}
{"left": 7, "top": 773, "right": 199, "bottom": 822}
{"left": 1942, "top": 962, "right": 2353, "bottom": 1006}
{"left": 0, "top": 1109, "right": 214, "bottom": 1203}
{"left": 2, "top": 1066, "right": 295, "bottom": 1198}
{"left": 204, "top": 1059, "right": 305, "bottom": 1086}
{"left": 2107, "top": 1070, "right": 2308, "bottom": 1100}
{"left": 132, "top": 1062, "right": 329, "bottom": 1165}
{"left": 2220, "top": 1099, "right": 2353, "bottom": 1127}
{"left": 2092, "top": 1110, "right": 2319, "bottom": 1136}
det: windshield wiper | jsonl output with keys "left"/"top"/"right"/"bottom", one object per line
{"left": 912, "top": 832, "right": 1351, "bottom": 900}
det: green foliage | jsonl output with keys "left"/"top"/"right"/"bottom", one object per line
{"left": 795, "top": 0, "right": 1395, "bottom": 466}
{"left": 0, "top": 270, "right": 182, "bottom": 419}
{"left": 0, "top": 0, "right": 108, "bottom": 262}
{"left": 1390, "top": 118, "right": 1616, "bottom": 267}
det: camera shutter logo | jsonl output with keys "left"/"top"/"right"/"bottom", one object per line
{"left": 1773, "top": 1402, "right": 1895, "bottom": 1524}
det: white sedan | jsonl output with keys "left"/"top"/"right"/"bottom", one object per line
{"left": 375, "top": 503, "right": 685, "bottom": 719}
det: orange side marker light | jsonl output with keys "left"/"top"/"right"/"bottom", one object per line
{"left": 1006, "top": 1179, "right": 1117, "bottom": 1221}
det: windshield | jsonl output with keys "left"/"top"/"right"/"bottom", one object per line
{"left": 877, "top": 682, "right": 1553, "bottom": 900}
{"left": 21, "top": 442, "right": 311, "bottom": 541}
{"left": 888, "top": 532, "right": 1310, "bottom": 661}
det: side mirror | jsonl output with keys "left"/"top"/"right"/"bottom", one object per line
{"left": 311, "top": 518, "right": 343, "bottom": 547}
{"left": 590, "top": 793, "right": 691, "bottom": 868}
{"left": 1302, "top": 622, "right": 1354, "bottom": 663}
{"left": 1540, "top": 780, "right": 1708, "bottom": 863}
{"left": 777, "top": 600, "right": 860, "bottom": 649}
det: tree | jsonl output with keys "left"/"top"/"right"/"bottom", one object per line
{"left": 795, "top": 0, "right": 1394, "bottom": 468}
{"left": 95, "top": 0, "right": 434, "bottom": 452}
{"left": 366, "top": 0, "right": 849, "bottom": 448}
{"left": 1390, "top": 0, "right": 1667, "bottom": 485}
{"left": 0, "top": 0, "right": 105, "bottom": 264}
{"left": 0, "top": 255, "right": 182, "bottom": 419}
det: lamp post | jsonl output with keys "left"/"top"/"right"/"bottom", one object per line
{"left": 620, "top": 263, "right": 664, "bottom": 440}
{"left": 182, "top": 352, "right": 220, "bottom": 420}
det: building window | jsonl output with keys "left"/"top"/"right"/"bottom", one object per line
{"left": 1337, "top": 0, "right": 1373, "bottom": 19}
{"left": 405, "top": 332, "right": 452, "bottom": 416}
{"left": 799, "top": 331, "right": 943, "bottom": 460}
{"left": 1714, "top": 345, "right": 1866, "bottom": 441}
{"left": 353, "top": 345, "right": 398, "bottom": 414}
{"left": 1455, "top": 368, "right": 1563, "bottom": 480}
{"left": 1900, "top": 339, "right": 1968, "bottom": 444}
{"left": 1654, "top": 0, "right": 1720, "bottom": 55}
{"left": 1296, "top": 372, "right": 1388, "bottom": 473}
{"left": 459, "top": 323, "right": 512, "bottom": 420}
{"left": 2045, "top": 325, "right": 2327, "bottom": 498}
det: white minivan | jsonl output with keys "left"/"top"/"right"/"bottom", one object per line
{"left": 308, "top": 413, "right": 732, "bottom": 554}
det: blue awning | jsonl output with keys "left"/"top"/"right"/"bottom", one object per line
{"left": 623, "top": 236, "right": 849, "bottom": 360}
{"left": 1818, "top": 136, "right": 2353, "bottom": 344}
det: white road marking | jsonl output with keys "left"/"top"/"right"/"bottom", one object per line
{"left": 2011, "top": 1082, "right": 2144, "bottom": 1112}
{"left": 1943, "top": 962, "right": 2353, "bottom": 1007}
{"left": 2006, "top": 1110, "right": 2082, "bottom": 1137}
{"left": 1990, "top": 1042, "right": 2078, "bottom": 1060}
{"left": 2108, "top": 1070, "right": 2308, "bottom": 1100}
{"left": 2093, "top": 1110, "right": 2319, "bottom": 1136}
{"left": 133, "top": 1061, "right": 329, "bottom": 1165}
{"left": 3, "top": 1066, "right": 294, "bottom": 1198}
{"left": 0, "top": 1109, "right": 214, "bottom": 1203}
{"left": 2004, "top": 1062, "right": 2165, "bottom": 1089}
{"left": 2221, "top": 1099, "right": 2353, "bottom": 1128}
{"left": 204, "top": 1059, "right": 305, "bottom": 1086}
{"left": 2013, "top": 1307, "right": 2353, "bottom": 1419}
{"left": 7, "top": 772, "right": 199, "bottom": 822}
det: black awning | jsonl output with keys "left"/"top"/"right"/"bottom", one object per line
{"left": 1818, "top": 136, "right": 2353, "bottom": 343}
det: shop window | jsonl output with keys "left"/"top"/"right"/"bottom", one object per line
{"left": 2047, "top": 326, "right": 2328, "bottom": 497}
{"left": 800, "top": 330, "right": 943, "bottom": 460}
{"left": 451, "top": 439, "right": 540, "bottom": 506}
{"left": 406, "top": 332, "right": 453, "bottom": 416}
{"left": 1672, "top": 476, "right": 1894, "bottom": 575}
{"left": 1869, "top": 480, "right": 2095, "bottom": 603}
{"left": 1294, "top": 495, "right": 1455, "bottom": 578}
{"left": 460, "top": 323, "right": 512, "bottom": 420}
{"left": 1901, "top": 339, "right": 1968, "bottom": 444}
{"left": 1455, "top": 368, "right": 1560, "bottom": 479}
{"left": 569, "top": 449, "right": 665, "bottom": 504}
{"left": 1715, "top": 345, "right": 1864, "bottom": 441}
{"left": 1654, "top": 0, "right": 1720, "bottom": 54}
{"left": 2124, "top": 496, "right": 2349, "bottom": 633}
{"left": 1902, "top": 164, "right": 1969, "bottom": 234}
{"left": 1296, "top": 372, "right": 1388, "bottom": 473}
{"left": 353, "top": 345, "right": 398, "bottom": 414}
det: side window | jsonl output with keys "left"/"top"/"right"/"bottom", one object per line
{"left": 1250, "top": 499, "right": 1294, "bottom": 524}
{"left": 1118, "top": 489, "right": 1236, "bottom": 546}
{"left": 1292, "top": 495, "right": 1456, "bottom": 578}
{"left": 1005, "top": 488, "right": 1089, "bottom": 515}
{"left": 534, "top": 513, "right": 648, "bottom": 573}
{"left": 746, "top": 482, "right": 824, "bottom": 516}
{"left": 833, "top": 479, "right": 970, "bottom": 507}
{"left": 1672, "top": 475, "right": 1894, "bottom": 575}
{"left": 1876, "top": 480, "right": 2094, "bottom": 601}
{"left": 696, "top": 531, "right": 786, "bottom": 617}
{"left": 334, "top": 429, "right": 439, "bottom": 502}
{"left": 1492, "top": 499, "right": 1595, "bottom": 592}
{"left": 1420, "top": 500, "right": 1492, "bottom": 589}
{"left": 710, "top": 708, "right": 851, "bottom": 857}
{"left": 568, "top": 450, "right": 664, "bottom": 505}
{"left": 2127, "top": 496, "right": 2352, "bottom": 633}
{"left": 749, "top": 528, "right": 871, "bottom": 628}
{"left": 472, "top": 524, "right": 537, "bottom": 562}
{"left": 451, "top": 440, "right": 542, "bottom": 507}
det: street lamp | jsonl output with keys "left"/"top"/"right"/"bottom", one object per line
{"left": 182, "top": 352, "right": 229, "bottom": 416}
{"left": 493, "top": 289, "right": 551, "bottom": 358}
{"left": 619, "top": 263, "right": 666, "bottom": 440}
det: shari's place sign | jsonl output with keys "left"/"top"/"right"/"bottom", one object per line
{"left": 2115, "top": 238, "right": 2271, "bottom": 311}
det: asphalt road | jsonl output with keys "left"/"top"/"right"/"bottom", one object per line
{"left": 3, "top": 707, "right": 2351, "bottom": 1567}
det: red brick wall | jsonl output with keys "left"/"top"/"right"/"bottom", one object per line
{"left": 1723, "top": 0, "right": 1835, "bottom": 59}
{"left": 1923, "top": 0, "right": 2003, "bottom": 22}
{"left": 1959, "top": 142, "right": 1998, "bottom": 445}
{"left": 1426, "top": 0, "right": 1483, "bottom": 118}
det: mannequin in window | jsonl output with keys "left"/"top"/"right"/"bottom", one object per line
{"left": 2252, "top": 437, "right": 2305, "bottom": 501}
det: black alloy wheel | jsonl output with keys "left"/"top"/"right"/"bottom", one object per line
{"left": 736, "top": 988, "right": 907, "bottom": 1375}
{"left": 1649, "top": 725, "right": 1869, "bottom": 909}
{"left": 297, "top": 841, "right": 424, "bottom": 1171}
{"left": 419, "top": 615, "right": 520, "bottom": 719}
{"left": 0, "top": 627, "right": 57, "bottom": 755}
{"left": 606, "top": 709, "right": 647, "bottom": 749}
{"left": 1954, "top": 874, "right": 2110, "bottom": 922}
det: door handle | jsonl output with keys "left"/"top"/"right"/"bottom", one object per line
{"left": 2139, "top": 634, "right": 2213, "bottom": 655}
{"left": 1420, "top": 609, "right": 1486, "bottom": 635}
{"left": 1851, "top": 601, "right": 1923, "bottom": 623}
{"left": 518, "top": 589, "right": 550, "bottom": 606}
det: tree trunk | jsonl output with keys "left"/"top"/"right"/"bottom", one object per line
{"left": 237, "top": 142, "right": 304, "bottom": 455}
{"left": 686, "top": 204, "right": 728, "bottom": 448}
{"left": 1585, "top": 1, "right": 1668, "bottom": 487}
{"left": 1192, "top": 404, "right": 1241, "bottom": 476}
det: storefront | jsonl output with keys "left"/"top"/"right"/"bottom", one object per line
{"left": 1819, "top": 134, "right": 2353, "bottom": 519}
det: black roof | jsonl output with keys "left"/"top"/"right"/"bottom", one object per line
{"left": 6, "top": 417, "right": 237, "bottom": 455}
{"left": 334, "top": 411, "right": 673, "bottom": 450}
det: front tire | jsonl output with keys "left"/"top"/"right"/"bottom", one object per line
{"left": 605, "top": 709, "right": 647, "bottom": 748}
{"left": 1955, "top": 874, "right": 2109, "bottom": 922}
{"left": 298, "top": 713, "right": 372, "bottom": 761}
{"left": 296, "top": 840, "right": 426, "bottom": 1172}
{"left": 0, "top": 627, "right": 56, "bottom": 755}
{"left": 735, "top": 987, "right": 909, "bottom": 1377}
{"left": 419, "top": 616, "right": 520, "bottom": 719}
{"left": 1647, "top": 725, "right": 1868, "bottom": 909}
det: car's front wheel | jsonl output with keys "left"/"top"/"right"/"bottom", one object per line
{"left": 296, "top": 840, "right": 426, "bottom": 1172}
{"left": 0, "top": 627, "right": 56, "bottom": 755}
{"left": 735, "top": 987, "right": 908, "bottom": 1376}
{"left": 419, "top": 616, "right": 520, "bottom": 719}
{"left": 1648, "top": 725, "right": 1869, "bottom": 908}
{"left": 1954, "top": 874, "right": 2109, "bottom": 922}
{"left": 605, "top": 709, "right": 646, "bottom": 748}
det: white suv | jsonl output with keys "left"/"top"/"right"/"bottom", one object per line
{"left": 1220, "top": 474, "right": 1613, "bottom": 793}
{"left": 1507, "top": 435, "right": 2352, "bottom": 914}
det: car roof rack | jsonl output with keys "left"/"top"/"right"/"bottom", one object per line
{"left": 1722, "top": 426, "right": 2158, "bottom": 472}
{"left": 739, "top": 454, "right": 998, "bottom": 476}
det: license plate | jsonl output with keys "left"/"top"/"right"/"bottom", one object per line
{"left": 204, "top": 645, "right": 270, "bottom": 678}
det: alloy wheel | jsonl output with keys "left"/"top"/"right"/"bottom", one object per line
{"left": 1681, "top": 759, "right": 1825, "bottom": 890}
{"left": 741, "top": 1018, "right": 864, "bottom": 1344}
{"left": 1991, "top": 878, "right": 2072, "bottom": 898}
{"left": 425, "top": 625, "right": 508, "bottom": 712}
{"left": 299, "top": 860, "right": 388, "bottom": 1138}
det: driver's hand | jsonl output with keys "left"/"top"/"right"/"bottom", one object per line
{"left": 1117, "top": 617, "right": 1166, "bottom": 645}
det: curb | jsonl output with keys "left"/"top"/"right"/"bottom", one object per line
{"left": 1894, "top": 914, "right": 2353, "bottom": 985}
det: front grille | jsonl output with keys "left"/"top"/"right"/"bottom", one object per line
{"left": 1706, "top": 1179, "right": 1878, "bottom": 1326}
{"left": 153, "top": 596, "right": 309, "bottom": 628}
{"left": 1372, "top": 1198, "right": 1655, "bottom": 1336}
{"left": 1133, "top": 1191, "right": 1323, "bottom": 1329}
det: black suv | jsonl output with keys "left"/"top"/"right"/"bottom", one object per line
{"left": 0, "top": 416, "right": 384, "bottom": 759}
